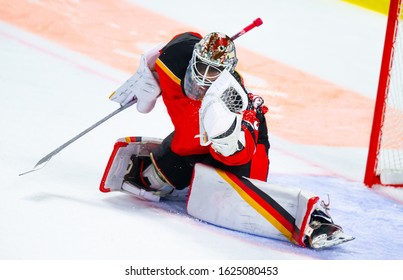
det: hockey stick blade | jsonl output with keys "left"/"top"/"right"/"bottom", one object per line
{"left": 18, "top": 99, "right": 137, "bottom": 176}
{"left": 18, "top": 156, "right": 52, "bottom": 176}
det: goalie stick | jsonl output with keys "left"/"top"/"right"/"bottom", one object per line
{"left": 231, "top": 18, "right": 263, "bottom": 41}
{"left": 19, "top": 99, "right": 137, "bottom": 176}
{"left": 19, "top": 18, "right": 264, "bottom": 176}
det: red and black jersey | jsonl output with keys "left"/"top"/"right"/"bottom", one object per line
{"left": 155, "top": 32, "right": 270, "bottom": 181}
{"left": 155, "top": 32, "right": 206, "bottom": 155}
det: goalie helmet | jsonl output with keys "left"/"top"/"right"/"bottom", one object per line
{"left": 184, "top": 32, "right": 238, "bottom": 100}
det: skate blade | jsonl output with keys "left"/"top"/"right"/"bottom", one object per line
{"left": 311, "top": 231, "right": 355, "bottom": 249}
{"left": 121, "top": 182, "right": 160, "bottom": 202}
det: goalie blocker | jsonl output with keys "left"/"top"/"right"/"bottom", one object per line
{"left": 100, "top": 137, "right": 353, "bottom": 248}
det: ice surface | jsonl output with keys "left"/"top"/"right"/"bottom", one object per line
{"left": 1, "top": 0, "right": 403, "bottom": 262}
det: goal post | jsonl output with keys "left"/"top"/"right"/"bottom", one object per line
{"left": 365, "top": 0, "right": 403, "bottom": 187}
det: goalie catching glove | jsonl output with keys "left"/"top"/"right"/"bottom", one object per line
{"left": 199, "top": 70, "right": 249, "bottom": 157}
{"left": 109, "top": 43, "right": 163, "bottom": 113}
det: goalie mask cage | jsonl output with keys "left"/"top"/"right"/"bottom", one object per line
{"left": 365, "top": 0, "right": 403, "bottom": 187}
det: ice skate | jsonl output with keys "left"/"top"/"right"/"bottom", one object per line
{"left": 123, "top": 154, "right": 153, "bottom": 189}
{"left": 122, "top": 154, "right": 174, "bottom": 201}
{"left": 305, "top": 209, "right": 354, "bottom": 249}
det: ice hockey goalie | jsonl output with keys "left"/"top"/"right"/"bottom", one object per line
{"left": 100, "top": 136, "right": 354, "bottom": 249}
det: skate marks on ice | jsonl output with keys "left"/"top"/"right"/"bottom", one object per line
{"left": 269, "top": 173, "right": 403, "bottom": 259}
{"left": 98, "top": 172, "right": 403, "bottom": 259}
{"left": 101, "top": 193, "right": 316, "bottom": 260}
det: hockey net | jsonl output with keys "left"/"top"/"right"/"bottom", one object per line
{"left": 365, "top": 0, "right": 403, "bottom": 187}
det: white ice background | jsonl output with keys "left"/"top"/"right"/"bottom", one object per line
{"left": 1, "top": 0, "right": 403, "bottom": 260}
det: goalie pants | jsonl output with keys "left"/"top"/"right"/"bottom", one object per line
{"left": 152, "top": 132, "right": 263, "bottom": 189}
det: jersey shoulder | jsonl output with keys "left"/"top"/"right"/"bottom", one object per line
{"left": 158, "top": 32, "right": 202, "bottom": 79}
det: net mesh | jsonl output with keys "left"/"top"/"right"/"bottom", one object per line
{"left": 221, "top": 86, "right": 246, "bottom": 114}
{"left": 377, "top": 7, "right": 403, "bottom": 176}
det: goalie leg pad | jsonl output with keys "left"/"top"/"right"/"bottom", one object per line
{"left": 99, "top": 136, "right": 162, "bottom": 193}
{"left": 187, "top": 163, "right": 318, "bottom": 246}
